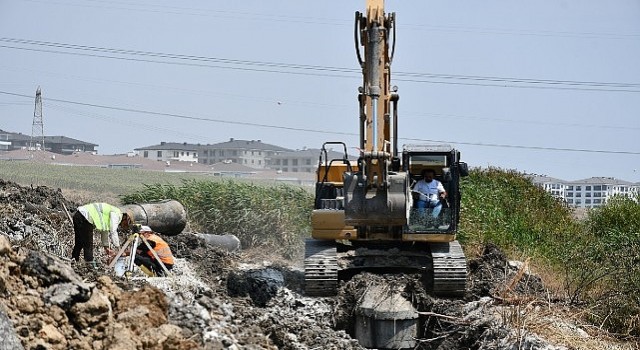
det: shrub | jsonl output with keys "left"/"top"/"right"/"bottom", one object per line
{"left": 120, "top": 179, "right": 313, "bottom": 259}
{"left": 459, "top": 167, "right": 578, "bottom": 258}
{"left": 580, "top": 194, "right": 640, "bottom": 335}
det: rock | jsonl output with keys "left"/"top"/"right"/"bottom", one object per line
{"left": 140, "top": 323, "right": 185, "bottom": 348}
{"left": 15, "top": 295, "right": 43, "bottom": 313}
{"left": 103, "top": 323, "right": 141, "bottom": 350}
{"left": 227, "top": 268, "right": 284, "bottom": 307}
{"left": 21, "top": 250, "right": 86, "bottom": 287}
{"left": 69, "top": 289, "right": 112, "bottom": 329}
{"left": 43, "top": 282, "right": 92, "bottom": 309}
{"left": 39, "top": 323, "right": 67, "bottom": 345}
{"left": 116, "top": 285, "right": 168, "bottom": 328}
{"left": 49, "top": 305, "right": 66, "bottom": 324}
{"left": 95, "top": 276, "right": 122, "bottom": 305}
{"left": 116, "top": 305, "right": 155, "bottom": 333}
{"left": 0, "top": 235, "right": 11, "bottom": 256}
{"left": 0, "top": 309, "right": 23, "bottom": 350}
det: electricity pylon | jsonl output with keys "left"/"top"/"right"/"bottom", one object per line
{"left": 29, "top": 86, "right": 44, "bottom": 151}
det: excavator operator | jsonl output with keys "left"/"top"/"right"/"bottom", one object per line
{"left": 413, "top": 168, "right": 447, "bottom": 219}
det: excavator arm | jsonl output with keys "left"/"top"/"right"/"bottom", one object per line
{"left": 355, "top": 0, "right": 397, "bottom": 157}
{"left": 343, "top": 0, "right": 405, "bottom": 228}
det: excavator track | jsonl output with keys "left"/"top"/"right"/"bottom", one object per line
{"left": 304, "top": 240, "right": 467, "bottom": 298}
{"left": 431, "top": 241, "right": 467, "bottom": 297}
{"left": 304, "top": 239, "right": 338, "bottom": 296}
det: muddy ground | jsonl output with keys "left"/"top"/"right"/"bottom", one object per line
{"left": 0, "top": 179, "right": 637, "bottom": 350}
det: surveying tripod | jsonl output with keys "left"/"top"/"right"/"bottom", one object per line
{"left": 108, "top": 232, "right": 172, "bottom": 277}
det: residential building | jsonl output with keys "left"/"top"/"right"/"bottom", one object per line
{"left": 197, "top": 138, "right": 291, "bottom": 169}
{"left": 42, "top": 136, "right": 98, "bottom": 154}
{"left": 208, "top": 161, "right": 258, "bottom": 178}
{"left": 564, "top": 177, "right": 638, "bottom": 208}
{"left": 0, "top": 133, "right": 10, "bottom": 151}
{"left": 268, "top": 148, "right": 349, "bottom": 173}
{"left": 134, "top": 142, "right": 199, "bottom": 163}
{"left": 0, "top": 129, "right": 97, "bottom": 154}
{"left": 530, "top": 175, "right": 639, "bottom": 209}
{"left": 528, "top": 175, "right": 567, "bottom": 199}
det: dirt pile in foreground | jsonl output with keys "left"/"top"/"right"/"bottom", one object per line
{"left": 0, "top": 234, "right": 198, "bottom": 349}
{"left": 0, "top": 179, "right": 638, "bottom": 350}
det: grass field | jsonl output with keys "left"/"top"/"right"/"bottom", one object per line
{"left": 0, "top": 161, "right": 221, "bottom": 204}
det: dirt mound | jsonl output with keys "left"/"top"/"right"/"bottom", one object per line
{"left": 0, "top": 235, "right": 198, "bottom": 349}
{"left": 468, "top": 243, "right": 546, "bottom": 300}
{"left": 164, "top": 233, "right": 236, "bottom": 284}
{"left": 0, "top": 179, "right": 76, "bottom": 257}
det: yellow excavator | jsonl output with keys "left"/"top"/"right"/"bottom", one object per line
{"left": 305, "top": 0, "right": 469, "bottom": 298}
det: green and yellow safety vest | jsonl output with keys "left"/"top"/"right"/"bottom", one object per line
{"left": 81, "top": 203, "right": 121, "bottom": 231}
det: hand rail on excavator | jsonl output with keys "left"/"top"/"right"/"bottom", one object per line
{"left": 318, "top": 141, "right": 352, "bottom": 183}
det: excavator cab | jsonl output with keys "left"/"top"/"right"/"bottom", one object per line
{"left": 403, "top": 144, "right": 469, "bottom": 234}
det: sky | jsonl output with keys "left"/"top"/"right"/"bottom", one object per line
{"left": 1, "top": 0, "right": 639, "bottom": 182}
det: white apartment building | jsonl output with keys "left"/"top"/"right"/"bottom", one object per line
{"left": 197, "top": 138, "right": 291, "bottom": 169}
{"left": 268, "top": 148, "right": 349, "bottom": 173}
{"left": 135, "top": 139, "right": 358, "bottom": 173}
{"left": 530, "top": 175, "right": 639, "bottom": 208}
{"left": 135, "top": 142, "right": 199, "bottom": 163}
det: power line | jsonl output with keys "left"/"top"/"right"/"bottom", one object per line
{"left": 2, "top": 63, "right": 638, "bottom": 131}
{"left": 0, "top": 90, "right": 354, "bottom": 136}
{"left": 2, "top": 37, "right": 640, "bottom": 93}
{"left": 0, "top": 71, "right": 640, "bottom": 131}
{"left": 1, "top": 89, "right": 638, "bottom": 155}
{"left": 400, "top": 23, "right": 640, "bottom": 40}
{"left": 0, "top": 64, "right": 352, "bottom": 109}
{"left": 3, "top": 63, "right": 637, "bottom": 133}
{"left": 46, "top": 103, "right": 213, "bottom": 143}
{"left": 19, "top": 0, "right": 640, "bottom": 40}
{"left": 407, "top": 111, "right": 640, "bottom": 131}
{"left": 20, "top": 0, "right": 348, "bottom": 26}
{"left": 402, "top": 137, "right": 640, "bottom": 155}
{"left": 2, "top": 66, "right": 636, "bottom": 132}
{"left": 0, "top": 44, "right": 356, "bottom": 80}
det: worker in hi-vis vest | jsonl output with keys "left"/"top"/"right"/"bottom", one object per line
{"left": 71, "top": 202, "right": 132, "bottom": 264}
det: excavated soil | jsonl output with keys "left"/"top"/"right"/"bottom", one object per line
{"left": 0, "top": 178, "right": 636, "bottom": 350}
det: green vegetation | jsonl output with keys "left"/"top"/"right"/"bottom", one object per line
{"left": 120, "top": 180, "right": 313, "bottom": 259}
{"left": 460, "top": 167, "right": 640, "bottom": 336}
{"left": 459, "top": 167, "right": 579, "bottom": 257}
{"left": 578, "top": 194, "right": 640, "bottom": 336}
{"left": 3, "top": 161, "right": 639, "bottom": 335}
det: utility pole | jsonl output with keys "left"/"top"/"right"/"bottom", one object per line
{"left": 29, "top": 86, "right": 44, "bottom": 151}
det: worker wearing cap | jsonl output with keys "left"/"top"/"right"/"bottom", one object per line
{"left": 134, "top": 225, "right": 175, "bottom": 276}
{"left": 72, "top": 202, "right": 132, "bottom": 263}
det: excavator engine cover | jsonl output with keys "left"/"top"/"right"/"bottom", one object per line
{"left": 343, "top": 171, "right": 407, "bottom": 226}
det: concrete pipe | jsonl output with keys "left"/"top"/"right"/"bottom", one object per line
{"left": 196, "top": 233, "right": 241, "bottom": 252}
{"left": 121, "top": 199, "right": 187, "bottom": 236}
{"left": 355, "top": 285, "right": 419, "bottom": 349}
